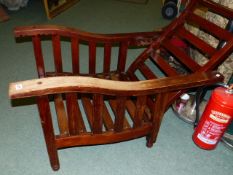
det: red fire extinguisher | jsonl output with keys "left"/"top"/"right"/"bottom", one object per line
{"left": 193, "top": 85, "right": 233, "bottom": 150}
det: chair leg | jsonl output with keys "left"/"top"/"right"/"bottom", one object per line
{"left": 146, "top": 93, "right": 168, "bottom": 148}
{"left": 146, "top": 118, "right": 163, "bottom": 148}
{"left": 37, "top": 96, "right": 60, "bottom": 171}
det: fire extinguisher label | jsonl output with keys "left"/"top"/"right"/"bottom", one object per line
{"left": 197, "top": 120, "right": 225, "bottom": 145}
{"left": 196, "top": 109, "right": 231, "bottom": 145}
{"left": 197, "top": 133, "right": 217, "bottom": 145}
{"left": 210, "top": 110, "right": 231, "bottom": 123}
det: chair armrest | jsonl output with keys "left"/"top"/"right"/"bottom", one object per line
{"left": 9, "top": 71, "right": 223, "bottom": 99}
{"left": 14, "top": 25, "right": 163, "bottom": 47}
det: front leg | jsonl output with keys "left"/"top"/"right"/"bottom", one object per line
{"left": 146, "top": 93, "right": 168, "bottom": 147}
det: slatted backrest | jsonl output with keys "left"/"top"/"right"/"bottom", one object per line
{"left": 127, "top": 0, "right": 233, "bottom": 81}
{"left": 182, "top": 0, "right": 233, "bottom": 71}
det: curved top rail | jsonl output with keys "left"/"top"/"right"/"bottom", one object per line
{"left": 14, "top": 25, "right": 162, "bottom": 44}
{"left": 9, "top": 71, "right": 223, "bottom": 99}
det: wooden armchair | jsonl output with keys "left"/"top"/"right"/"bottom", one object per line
{"left": 9, "top": 0, "right": 233, "bottom": 171}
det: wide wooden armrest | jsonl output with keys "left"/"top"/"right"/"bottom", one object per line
{"left": 9, "top": 71, "right": 223, "bottom": 99}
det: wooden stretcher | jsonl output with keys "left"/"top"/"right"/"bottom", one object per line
{"left": 8, "top": 0, "right": 233, "bottom": 171}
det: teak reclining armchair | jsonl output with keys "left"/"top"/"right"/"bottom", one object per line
{"left": 9, "top": 0, "right": 233, "bottom": 171}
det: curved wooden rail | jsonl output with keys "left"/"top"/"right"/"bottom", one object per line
{"left": 14, "top": 25, "right": 162, "bottom": 46}
{"left": 9, "top": 71, "right": 223, "bottom": 99}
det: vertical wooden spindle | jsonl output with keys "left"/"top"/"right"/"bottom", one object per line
{"left": 81, "top": 96, "right": 94, "bottom": 130}
{"left": 114, "top": 96, "right": 126, "bottom": 132}
{"left": 93, "top": 94, "right": 103, "bottom": 134}
{"left": 71, "top": 36, "right": 79, "bottom": 74}
{"left": 66, "top": 93, "right": 79, "bottom": 135}
{"left": 32, "top": 36, "right": 46, "bottom": 78}
{"left": 89, "top": 41, "right": 96, "bottom": 74}
{"left": 103, "top": 42, "right": 112, "bottom": 73}
{"left": 52, "top": 35, "right": 63, "bottom": 73}
{"left": 117, "top": 41, "right": 128, "bottom": 72}
{"left": 134, "top": 96, "right": 147, "bottom": 128}
{"left": 54, "top": 94, "right": 69, "bottom": 135}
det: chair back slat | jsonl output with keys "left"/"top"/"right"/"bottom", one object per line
{"left": 89, "top": 41, "right": 96, "bottom": 74}
{"left": 128, "top": 72, "right": 140, "bottom": 81}
{"left": 200, "top": 38, "right": 233, "bottom": 71}
{"left": 126, "top": 49, "right": 150, "bottom": 77}
{"left": 176, "top": 27, "right": 215, "bottom": 57}
{"left": 117, "top": 42, "right": 128, "bottom": 72}
{"left": 138, "top": 63, "right": 157, "bottom": 79}
{"left": 32, "top": 36, "right": 46, "bottom": 77}
{"left": 162, "top": 39, "right": 201, "bottom": 72}
{"left": 103, "top": 43, "right": 112, "bottom": 73}
{"left": 71, "top": 36, "right": 80, "bottom": 74}
{"left": 199, "top": 0, "right": 233, "bottom": 19}
{"left": 188, "top": 13, "right": 233, "bottom": 41}
{"left": 151, "top": 53, "right": 179, "bottom": 76}
{"left": 52, "top": 35, "right": 63, "bottom": 73}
